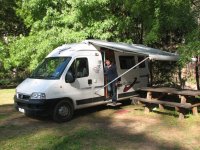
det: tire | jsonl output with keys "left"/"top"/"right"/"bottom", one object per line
{"left": 53, "top": 100, "right": 74, "bottom": 123}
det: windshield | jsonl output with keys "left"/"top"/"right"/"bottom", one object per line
{"left": 30, "top": 57, "right": 71, "bottom": 79}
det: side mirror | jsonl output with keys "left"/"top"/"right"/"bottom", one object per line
{"left": 65, "top": 71, "right": 75, "bottom": 83}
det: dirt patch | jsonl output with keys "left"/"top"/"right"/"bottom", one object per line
{"left": 0, "top": 104, "right": 200, "bottom": 150}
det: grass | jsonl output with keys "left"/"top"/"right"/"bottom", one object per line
{"left": 0, "top": 113, "right": 10, "bottom": 120}
{"left": 1, "top": 89, "right": 200, "bottom": 150}
{"left": 0, "top": 89, "right": 15, "bottom": 105}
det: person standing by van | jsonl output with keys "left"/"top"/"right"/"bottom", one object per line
{"left": 104, "top": 58, "right": 118, "bottom": 105}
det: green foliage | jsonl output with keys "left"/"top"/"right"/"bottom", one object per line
{"left": 152, "top": 61, "right": 179, "bottom": 86}
{"left": 16, "top": 0, "right": 70, "bottom": 29}
{"left": 0, "top": 0, "right": 27, "bottom": 38}
{"left": 0, "top": 41, "right": 6, "bottom": 64}
{"left": 0, "top": 41, "right": 10, "bottom": 79}
{"left": 178, "top": 28, "right": 200, "bottom": 66}
{"left": 0, "top": 0, "right": 199, "bottom": 86}
{"left": 7, "top": 28, "right": 87, "bottom": 71}
{"left": 144, "top": 0, "right": 197, "bottom": 46}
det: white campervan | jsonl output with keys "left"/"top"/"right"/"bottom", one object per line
{"left": 14, "top": 40, "right": 178, "bottom": 122}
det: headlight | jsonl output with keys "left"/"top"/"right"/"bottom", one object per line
{"left": 30, "top": 92, "right": 46, "bottom": 99}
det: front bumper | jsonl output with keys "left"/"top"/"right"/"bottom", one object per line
{"left": 14, "top": 95, "right": 56, "bottom": 116}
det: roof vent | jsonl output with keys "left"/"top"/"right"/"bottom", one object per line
{"left": 58, "top": 45, "right": 71, "bottom": 54}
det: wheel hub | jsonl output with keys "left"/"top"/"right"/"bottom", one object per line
{"left": 58, "top": 106, "right": 69, "bottom": 116}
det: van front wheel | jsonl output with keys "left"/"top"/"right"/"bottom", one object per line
{"left": 53, "top": 100, "right": 74, "bottom": 122}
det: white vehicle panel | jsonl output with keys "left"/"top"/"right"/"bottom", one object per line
{"left": 115, "top": 52, "right": 140, "bottom": 95}
{"left": 16, "top": 78, "right": 65, "bottom": 99}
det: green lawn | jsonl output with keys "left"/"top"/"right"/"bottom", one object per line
{"left": 1, "top": 89, "right": 200, "bottom": 150}
{"left": 0, "top": 89, "right": 15, "bottom": 105}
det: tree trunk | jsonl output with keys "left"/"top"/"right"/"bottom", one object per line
{"left": 178, "top": 66, "right": 182, "bottom": 88}
{"left": 195, "top": 56, "right": 200, "bottom": 90}
{"left": 140, "top": 22, "right": 143, "bottom": 44}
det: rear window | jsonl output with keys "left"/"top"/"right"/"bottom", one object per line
{"left": 119, "top": 56, "right": 135, "bottom": 69}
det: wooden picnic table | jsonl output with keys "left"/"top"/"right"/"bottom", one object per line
{"left": 140, "top": 87, "right": 200, "bottom": 96}
{"left": 132, "top": 87, "right": 200, "bottom": 119}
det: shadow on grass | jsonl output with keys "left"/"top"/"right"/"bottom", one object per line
{"left": 51, "top": 127, "right": 185, "bottom": 150}
{"left": 0, "top": 101, "right": 189, "bottom": 150}
{"left": 0, "top": 104, "right": 14, "bottom": 109}
{"left": 134, "top": 104, "right": 193, "bottom": 119}
{"left": 73, "top": 99, "right": 132, "bottom": 119}
{"left": 0, "top": 104, "right": 15, "bottom": 118}
{"left": 51, "top": 116, "right": 186, "bottom": 150}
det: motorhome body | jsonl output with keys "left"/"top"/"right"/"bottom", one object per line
{"left": 14, "top": 40, "right": 178, "bottom": 122}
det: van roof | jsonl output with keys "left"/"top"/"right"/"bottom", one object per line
{"left": 46, "top": 43, "right": 97, "bottom": 57}
{"left": 47, "top": 39, "right": 179, "bottom": 61}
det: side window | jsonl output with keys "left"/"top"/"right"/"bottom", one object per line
{"left": 76, "top": 58, "right": 89, "bottom": 78}
{"left": 68, "top": 58, "right": 89, "bottom": 78}
{"left": 138, "top": 56, "right": 146, "bottom": 68}
{"left": 119, "top": 56, "right": 135, "bottom": 69}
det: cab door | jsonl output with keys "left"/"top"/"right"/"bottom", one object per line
{"left": 65, "top": 57, "right": 93, "bottom": 105}
{"left": 64, "top": 52, "right": 104, "bottom": 107}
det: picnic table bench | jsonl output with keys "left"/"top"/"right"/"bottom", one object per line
{"left": 131, "top": 87, "right": 200, "bottom": 119}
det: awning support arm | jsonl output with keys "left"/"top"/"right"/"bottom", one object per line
{"left": 95, "top": 57, "right": 150, "bottom": 94}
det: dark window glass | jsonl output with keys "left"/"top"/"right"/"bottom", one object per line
{"left": 30, "top": 57, "right": 71, "bottom": 79}
{"left": 68, "top": 58, "right": 89, "bottom": 78}
{"left": 138, "top": 56, "right": 146, "bottom": 68}
{"left": 119, "top": 56, "right": 135, "bottom": 69}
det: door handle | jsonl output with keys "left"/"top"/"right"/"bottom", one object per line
{"left": 88, "top": 79, "right": 92, "bottom": 85}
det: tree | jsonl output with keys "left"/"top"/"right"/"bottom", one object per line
{"left": 0, "top": 0, "right": 198, "bottom": 86}
{"left": 0, "top": 0, "right": 28, "bottom": 40}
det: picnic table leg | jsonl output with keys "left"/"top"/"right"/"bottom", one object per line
{"left": 179, "top": 112, "right": 185, "bottom": 120}
{"left": 159, "top": 104, "right": 164, "bottom": 110}
{"left": 180, "top": 95, "right": 187, "bottom": 104}
{"left": 131, "top": 98, "right": 141, "bottom": 105}
{"left": 192, "top": 107, "right": 198, "bottom": 116}
{"left": 147, "top": 91, "right": 152, "bottom": 100}
{"left": 144, "top": 92, "right": 153, "bottom": 113}
{"left": 178, "top": 95, "right": 188, "bottom": 119}
{"left": 175, "top": 107, "right": 185, "bottom": 119}
{"left": 144, "top": 106, "right": 150, "bottom": 113}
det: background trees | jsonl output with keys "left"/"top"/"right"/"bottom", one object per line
{"left": 0, "top": 0, "right": 199, "bottom": 87}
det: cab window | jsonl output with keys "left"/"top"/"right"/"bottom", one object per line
{"left": 68, "top": 58, "right": 89, "bottom": 78}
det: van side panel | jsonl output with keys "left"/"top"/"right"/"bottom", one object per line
{"left": 114, "top": 52, "right": 149, "bottom": 98}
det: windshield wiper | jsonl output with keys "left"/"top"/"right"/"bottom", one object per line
{"left": 30, "top": 75, "right": 45, "bottom": 79}
{"left": 47, "top": 75, "right": 58, "bottom": 79}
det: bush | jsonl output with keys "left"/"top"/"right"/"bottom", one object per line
{"left": 151, "top": 61, "right": 179, "bottom": 86}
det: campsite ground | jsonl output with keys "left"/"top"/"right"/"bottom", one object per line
{"left": 0, "top": 89, "right": 200, "bottom": 150}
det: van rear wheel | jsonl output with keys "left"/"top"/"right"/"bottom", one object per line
{"left": 53, "top": 100, "right": 74, "bottom": 122}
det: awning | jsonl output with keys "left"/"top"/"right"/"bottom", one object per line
{"left": 84, "top": 39, "right": 179, "bottom": 61}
